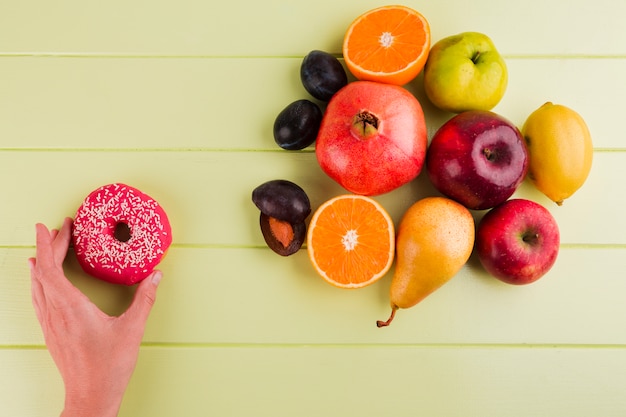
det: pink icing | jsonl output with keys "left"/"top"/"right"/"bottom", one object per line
{"left": 72, "top": 183, "right": 172, "bottom": 285}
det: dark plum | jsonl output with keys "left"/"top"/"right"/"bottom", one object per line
{"left": 252, "top": 179, "right": 311, "bottom": 224}
{"left": 252, "top": 179, "right": 311, "bottom": 256}
{"left": 259, "top": 212, "right": 306, "bottom": 256}
{"left": 300, "top": 50, "right": 348, "bottom": 101}
{"left": 273, "top": 99, "right": 322, "bottom": 150}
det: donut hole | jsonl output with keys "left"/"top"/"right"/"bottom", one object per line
{"left": 114, "top": 221, "right": 132, "bottom": 243}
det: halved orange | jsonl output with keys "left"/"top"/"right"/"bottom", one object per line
{"left": 307, "top": 194, "right": 395, "bottom": 289}
{"left": 342, "top": 5, "right": 431, "bottom": 86}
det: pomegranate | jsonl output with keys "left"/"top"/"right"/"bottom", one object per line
{"left": 315, "top": 81, "right": 427, "bottom": 196}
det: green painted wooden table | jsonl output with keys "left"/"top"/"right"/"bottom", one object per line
{"left": 2, "top": 0, "right": 626, "bottom": 415}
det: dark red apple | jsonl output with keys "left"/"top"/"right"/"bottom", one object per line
{"left": 426, "top": 110, "right": 528, "bottom": 210}
{"left": 476, "top": 198, "right": 560, "bottom": 285}
{"left": 315, "top": 81, "right": 428, "bottom": 196}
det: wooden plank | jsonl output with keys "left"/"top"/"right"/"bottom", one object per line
{"left": 1, "top": 0, "right": 625, "bottom": 56}
{"left": 0, "top": 57, "right": 303, "bottom": 151}
{"left": 1, "top": 2, "right": 624, "bottom": 416}
{"left": 4, "top": 246, "right": 626, "bottom": 346}
{"left": 3, "top": 346, "right": 626, "bottom": 417}
{"left": 0, "top": 57, "right": 621, "bottom": 150}
{"left": 0, "top": 150, "right": 620, "bottom": 246}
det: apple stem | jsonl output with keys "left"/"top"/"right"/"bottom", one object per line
{"left": 471, "top": 51, "right": 481, "bottom": 64}
{"left": 376, "top": 306, "right": 398, "bottom": 328}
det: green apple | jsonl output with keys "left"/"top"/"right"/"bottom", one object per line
{"left": 423, "top": 32, "right": 507, "bottom": 113}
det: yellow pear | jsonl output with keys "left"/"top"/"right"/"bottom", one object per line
{"left": 377, "top": 197, "right": 475, "bottom": 327}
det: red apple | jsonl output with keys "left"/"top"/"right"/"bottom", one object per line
{"left": 315, "top": 81, "right": 428, "bottom": 196}
{"left": 476, "top": 198, "right": 560, "bottom": 285}
{"left": 426, "top": 110, "right": 528, "bottom": 210}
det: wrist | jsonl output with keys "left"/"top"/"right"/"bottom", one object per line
{"left": 61, "top": 384, "right": 124, "bottom": 417}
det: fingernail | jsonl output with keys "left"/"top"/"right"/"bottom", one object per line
{"left": 151, "top": 270, "right": 163, "bottom": 286}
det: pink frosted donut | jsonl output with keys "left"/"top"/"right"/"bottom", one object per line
{"left": 72, "top": 183, "right": 172, "bottom": 285}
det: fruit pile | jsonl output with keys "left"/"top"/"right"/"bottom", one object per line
{"left": 251, "top": 5, "right": 593, "bottom": 327}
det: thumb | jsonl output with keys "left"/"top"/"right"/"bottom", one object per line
{"left": 125, "top": 270, "right": 162, "bottom": 325}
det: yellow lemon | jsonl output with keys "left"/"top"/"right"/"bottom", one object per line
{"left": 521, "top": 102, "right": 593, "bottom": 205}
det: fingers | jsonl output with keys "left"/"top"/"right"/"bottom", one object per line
{"left": 124, "top": 270, "right": 162, "bottom": 326}
{"left": 30, "top": 266, "right": 46, "bottom": 325}
{"left": 34, "top": 218, "right": 73, "bottom": 269}
{"left": 28, "top": 258, "right": 46, "bottom": 322}
{"left": 34, "top": 223, "right": 56, "bottom": 271}
{"left": 51, "top": 217, "right": 73, "bottom": 264}
{"left": 32, "top": 220, "right": 75, "bottom": 302}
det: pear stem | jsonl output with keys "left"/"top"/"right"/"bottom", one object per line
{"left": 376, "top": 306, "right": 398, "bottom": 328}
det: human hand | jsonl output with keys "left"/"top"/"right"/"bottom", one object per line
{"left": 28, "top": 218, "right": 162, "bottom": 417}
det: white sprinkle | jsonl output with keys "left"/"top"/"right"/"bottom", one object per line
{"left": 73, "top": 183, "right": 171, "bottom": 281}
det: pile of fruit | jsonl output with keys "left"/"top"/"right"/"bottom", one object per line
{"left": 251, "top": 5, "right": 593, "bottom": 327}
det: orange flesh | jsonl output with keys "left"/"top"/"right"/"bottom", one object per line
{"left": 347, "top": 8, "right": 428, "bottom": 73}
{"left": 343, "top": 5, "right": 430, "bottom": 85}
{"left": 308, "top": 196, "right": 394, "bottom": 287}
